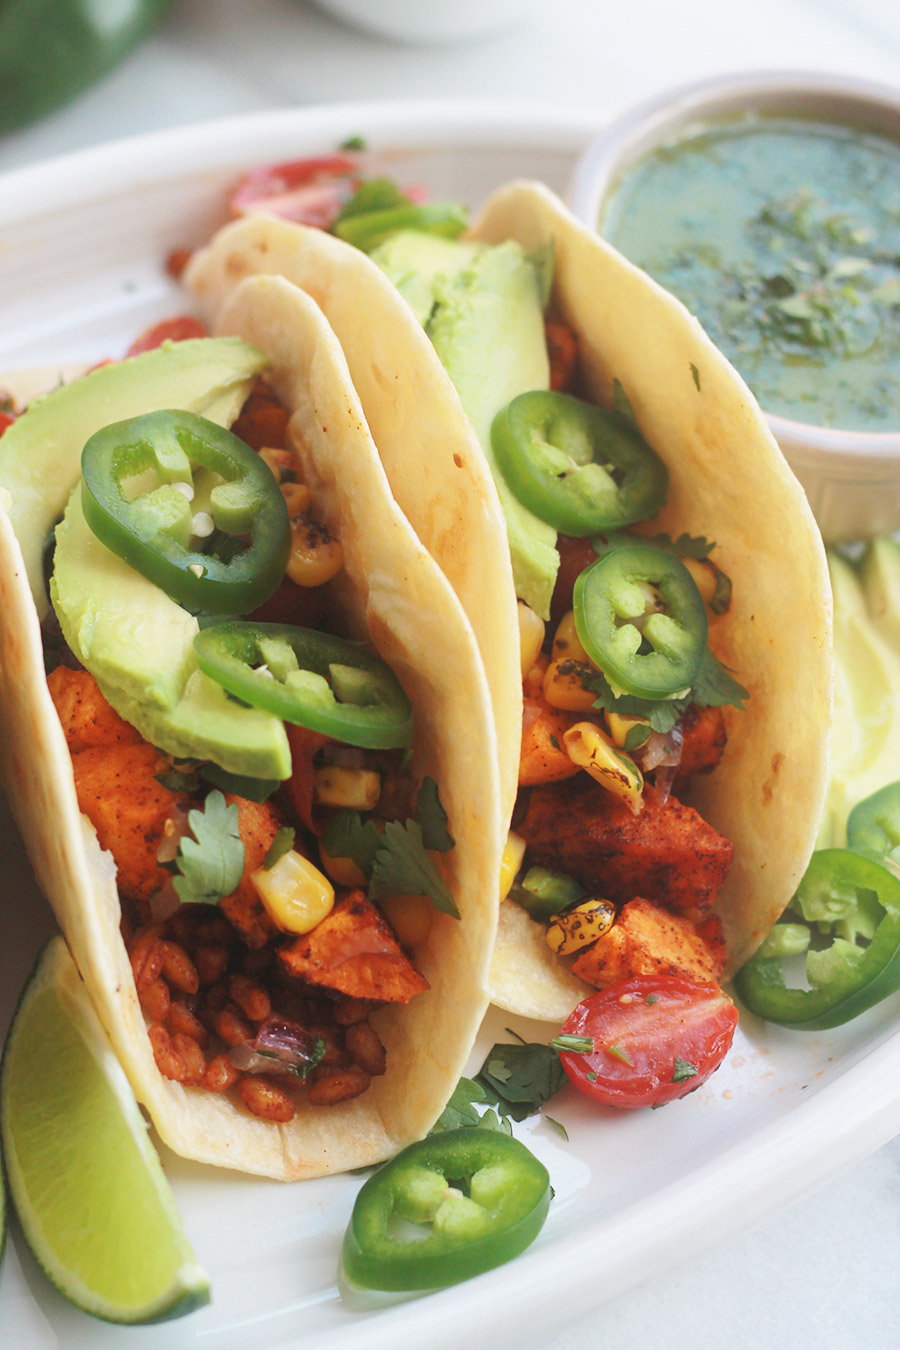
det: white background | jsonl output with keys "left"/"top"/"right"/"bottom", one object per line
{"left": 2, "top": 2, "right": 900, "bottom": 1347}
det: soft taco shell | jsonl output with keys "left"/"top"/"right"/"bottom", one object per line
{"left": 0, "top": 273, "right": 503, "bottom": 1178}
{"left": 184, "top": 182, "right": 833, "bottom": 1021}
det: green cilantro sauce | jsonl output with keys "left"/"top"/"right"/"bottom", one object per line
{"left": 601, "top": 118, "right": 900, "bottom": 432}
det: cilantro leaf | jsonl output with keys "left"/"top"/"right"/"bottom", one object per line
{"left": 690, "top": 362, "right": 701, "bottom": 391}
{"left": 319, "top": 810, "right": 381, "bottom": 878}
{"left": 335, "top": 176, "right": 410, "bottom": 224}
{"left": 416, "top": 777, "right": 454, "bottom": 852}
{"left": 587, "top": 670, "right": 690, "bottom": 733}
{"left": 475, "top": 1041, "right": 566, "bottom": 1122}
{"left": 263, "top": 826, "right": 295, "bottom": 871}
{"left": 691, "top": 648, "right": 749, "bottom": 709}
{"left": 369, "top": 819, "right": 459, "bottom": 918}
{"left": 173, "top": 790, "right": 244, "bottom": 906}
{"left": 430, "top": 1077, "right": 486, "bottom": 1133}
{"left": 645, "top": 531, "right": 715, "bottom": 559}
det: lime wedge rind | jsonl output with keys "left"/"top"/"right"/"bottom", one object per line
{"left": 0, "top": 936, "right": 210, "bottom": 1324}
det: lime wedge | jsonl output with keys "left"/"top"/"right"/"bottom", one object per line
{"left": 0, "top": 936, "right": 210, "bottom": 1323}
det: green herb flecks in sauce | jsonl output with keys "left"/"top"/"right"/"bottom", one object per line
{"left": 601, "top": 118, "right": 900, "bottom": 431}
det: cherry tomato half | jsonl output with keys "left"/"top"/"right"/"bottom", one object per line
{"left": 229, "top": 155, "right": 362, "bottom": 228}
{"left": 124, "top": 316, "right": 207, "bottom": 357}
{"left": 558, "top": 976, "right": 737, "bottom": 1109}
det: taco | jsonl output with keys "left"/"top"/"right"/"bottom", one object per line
{"left": 184, "top": 180, "right": 833, "bottom": 1023}
{"left": 0, "top": 272, "right": 503, "bottom": 1178}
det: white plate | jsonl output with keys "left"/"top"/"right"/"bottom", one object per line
{"left": 1, "top": 101, "right": 900, "bottom": 1350}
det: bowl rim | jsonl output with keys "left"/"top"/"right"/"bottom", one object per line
{"left": 568, "top": 68, "right": 900, "bottom": 454}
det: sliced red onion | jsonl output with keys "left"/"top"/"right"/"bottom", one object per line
{"left": 228, "top": 1018, "right": 323, "bottom": 1077}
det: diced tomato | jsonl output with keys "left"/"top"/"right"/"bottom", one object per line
{"left": 229, "top": 155, "right": 362, "bottom": 228}
{"left": 550, "top": 534, "right": 599, "bottom": 630}
{"left": 124, "top": 316, "right": 207, "bottom": 357}
{"left": 558, "top": 975, "right": 738, "bottom": 1109}
{"left": 284, "top": 724, "right": 330, "bottom": 834}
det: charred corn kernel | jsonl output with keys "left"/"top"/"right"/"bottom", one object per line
{"left": 546, "top": 898, "right": 616, "bottom": 956}
{"left": 499, "top": 830, "right": 526, "bottom": 902}
{"left": 683, "top": 556, "right": 718, "bottom": 607}
{"left": 543, "top": 658, "right": 598, "bottom": 712}
{"left": 286, "top": 514, "right": 343, "bottom": 587}
{"left": 281, "top": 480, "right": 311, "bottom": 514}
{"left": 251, "top": 850, "right": 334, "bottom": 934}
{"left": 563, "top": 722, "right": 644, "bottom": 813}
{"left": 606, "top": 710, "right": 650, "bottom": 750}
{"left": 314, "top": 767, "right": 381, "bottom": 811}
{"left": 377, "top": 893, "right": 433, "bottom": 948}
{"left": 551, "top": 610, "right": 589, "bottom": 664}
{"left": 517, "top": 602, "right": 545, "bottom": 678}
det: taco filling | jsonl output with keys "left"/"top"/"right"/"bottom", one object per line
{"left": 38, "top": 368, "right": 441, "bottom": 1121}
{"left": 0, "top": 273, "right": 502, "bottom": 1177}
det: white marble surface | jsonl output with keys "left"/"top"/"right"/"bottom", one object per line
{"left": 2, "top": 2, "right": 900, "bottom": 1347}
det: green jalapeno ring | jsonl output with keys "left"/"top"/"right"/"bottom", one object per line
{"left": 81, "top": 409, "right": 290, "bottom": 614}
{"left": 733, "top": 849, "right": 900, "bottom": 1030}
{"left": 572, "top": 541, "right": 708, "bottom": 699}
{"left": 194, "top": 620, "right": 414, "bottom": 750}
{"left": 491, "top": 390, "right": 668, "bottom": 537}
{"left": 341, "top": 1127, "right": 551, "bottom": 1291}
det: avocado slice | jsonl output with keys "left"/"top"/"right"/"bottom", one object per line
{"left": 51, "top": 488, "right": 290, "bottom": 780}
{"left": 371, "top": 232, "right": 558, "bottom": 619}
{"left": 0, "top": 337, "right": 268, "bottom": 618}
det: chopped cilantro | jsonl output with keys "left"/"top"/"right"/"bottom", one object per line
{"left": 549, "top": 734, "right": 562, "bottom": 752}
{"left": 691, "top": 648, "right": 748, "bottom": 710}
{"left": 198, "top": 763, "right": 279, "bottom": 802}
{"left": 430, "top": 1077, "right": 486, "bottom": 1132}
{"left": 645, "top": 531, "right": 714, "bottom": 560}
{"left": 544, "top": 1116, "right": 569, "bottom": 1142}
{"left": 173, "top": 790, "right": 244, "bottom": 906}
{"left": 606, "top": 1042, "right": 634, "bottom": 1067}
{"left": 672, "top": 1057, "right": 698, "bottom": 1084}
{"left": 340, "top": 134, "right": 366, "bottom": 151}
{"left": 263, "top": 826, "right": 295, "bottom": 871}
{"left": 550, "top": 1033, "right": 594, "bottom": 1055}
{"left": 645, "top": 993, "right": 661, "bottom": 1005}
{"left": 475, "top": 1040, "right": 567, "bottom": 1122}
{"left": 690, "top": 362, "right": 701, "bottom": 391}
{"left": 586, "top": 1071, "right": 597, "bottom": 1084}
{"left": 624, "top": 724, "right": 651, "bottom": 752}
{"left": 334, "top": 176, "right": 410, "bottom": 224}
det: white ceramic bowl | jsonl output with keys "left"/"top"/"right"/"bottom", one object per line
{"left": 569, "top": 70, "right": 900, "bottom": 544}
{"left": 307, "top": 0, "right": 540, "bottom": 45}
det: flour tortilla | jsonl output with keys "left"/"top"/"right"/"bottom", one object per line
{"left": 184, "top": 182, "right": 834, "bottom": 1023}
{"left": 0, "top": 273, "right": 503, "bottom": 1177}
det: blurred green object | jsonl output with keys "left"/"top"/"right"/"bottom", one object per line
{"left": 0, "top": 0, "right": 173, "bottom": 133}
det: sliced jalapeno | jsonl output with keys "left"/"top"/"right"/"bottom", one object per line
{"left": 572, "top": 541, "right": 707, "bottom": 699}
{"left": 81, "top": 410, "right": 290, "bottom": 614}
{"left": 194, "top": 620, "right": 413, "bottom": 750}
{"left": 341, "top": 1127, "right": 551, "bottom": 1291}
{"left": 491, "top": 390, "right": 668, "bottom": 536}
{"left": 734, "top": 849, "right": 900, "bottom": 1030}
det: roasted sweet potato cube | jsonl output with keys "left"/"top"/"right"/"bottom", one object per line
{"left": 279, "top": 891, "right": 429, "bottom": 1003}
{"left": 571, "top": 897, "right": 725, "bottom": 989}
{"left": 70, "top": 742, "right": 178, "bottom": 902}
{"left": 675, "top": 704, "right": 727, "bottom": 784}
{"left": 218, "top": 794, "right": 283, "bottom": 949}
{"left": 47, "top": 667, "right": 142, "bottom": 752}
{"left": 520, "top": 684, "right": 580, "bottom": 787}
{"left": 518, "top": 775, "right": 733, "bottom": 918}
